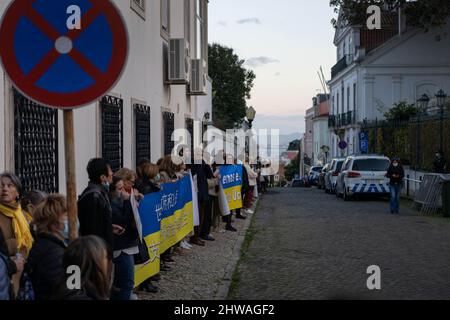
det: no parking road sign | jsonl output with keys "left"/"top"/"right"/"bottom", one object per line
{"left": 0, "top": 0, "right": 128, "bottom": 108}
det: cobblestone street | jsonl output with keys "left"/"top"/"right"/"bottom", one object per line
{"left": 138, "top": 213, "right": 251, "bottom": 300}
{"left": 232, "top": 188, "right": 450, "bottom": 300}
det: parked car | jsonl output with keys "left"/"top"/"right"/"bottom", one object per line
{"left": 308, "top": 166, "right": 323, "bottom": 186}
{"left": 335, "top": 155, "right": 391, "bottom": 201}
{"left": 324, "top": 158, "right": 345, "bottom": 194}
{"left": 317, "top": 163, "right": 331, "bottom": 190}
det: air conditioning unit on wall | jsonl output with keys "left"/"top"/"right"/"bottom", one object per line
{"left": 189, "top": 59, "right": 207, "bottom": 95}
{"left": 168, "top": 38, "right": 190, "bottom": 84}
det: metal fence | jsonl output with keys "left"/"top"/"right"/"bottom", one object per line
{"left": 361, "top": 111, "right": 450, "bottom": 172}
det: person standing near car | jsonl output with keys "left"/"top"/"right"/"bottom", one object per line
{"left": 386, "top": 157, "right": 404, "bottom": 214}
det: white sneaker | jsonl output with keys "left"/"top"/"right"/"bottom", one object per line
{"left": 246, "top": 209, "right": 254, "bottom": 214}
{"left": 130, "top": 293, "right": 139, "bottom": 300}
{"left": 181, "top": 240, "right": 192, "bottom": 250}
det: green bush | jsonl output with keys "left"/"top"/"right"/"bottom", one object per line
{"left": 384, "top": 102, "right": 420, "bottom": 121}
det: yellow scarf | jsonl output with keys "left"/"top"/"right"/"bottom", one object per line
{"left": 0, "top": 203, "right": 34, "bottom": 254}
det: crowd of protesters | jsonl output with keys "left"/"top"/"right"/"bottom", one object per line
{"left": 0, "top": 149, "right": 268, "bottom": 300}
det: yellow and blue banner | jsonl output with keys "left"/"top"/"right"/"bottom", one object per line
{"left": 134, "top": 175, "right": 194, "bottom": 287}
{"left": 219, "top": 165, "right": 243, "bottom": 211}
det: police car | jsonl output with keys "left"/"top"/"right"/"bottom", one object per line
{"left": 335, "top": 155, "right": 391, "bottom": 201}
{"left": 324, "top": 158, "right": 345, "bottom": 194}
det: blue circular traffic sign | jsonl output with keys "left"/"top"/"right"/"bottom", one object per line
{"left": 0, "top": 0, "right": 128, "bottom": 109}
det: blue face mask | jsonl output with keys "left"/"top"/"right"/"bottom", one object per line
{"left": 102, "top": 181, "right": 110, "bottom": 192}
{"left": 61, "top": 219, "right": 70, "bottom": 241}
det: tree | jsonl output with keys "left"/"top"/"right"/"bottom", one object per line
{"left": 384, "top": 101, "right": 420, "bottom": 120}
{"left": 208, "top": 43, "right": 256, "bottom": 130}
{"left": 284, "top": 154, "right": 300, "bottom": 181}
{"left": 330, "top": 0, "right": 450, "bottom": 32}
{"left": 288, "top": 140, "right": 300, "bottom": 151}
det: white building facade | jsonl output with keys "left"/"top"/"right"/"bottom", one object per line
{"left": 0, "top": 0, "right": 212, "bottom": 195}
{"left": 328, "top": 15, "right": 450, "bottom": 158}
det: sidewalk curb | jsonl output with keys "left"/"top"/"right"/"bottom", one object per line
{"left": 214, "top": 199, "right": 259, "bottom": 300}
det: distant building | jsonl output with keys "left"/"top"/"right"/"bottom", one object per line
{"left": 328, "top": 10, "right": 450, "bottom": 158}
{"left": 304, "top": 106, "right": 314, "bottom": 161}
{"left": 312, "top": 94, "right": 330, "bottom": 165}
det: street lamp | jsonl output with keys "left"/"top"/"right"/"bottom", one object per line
{"left": 417, "top": 94, "right": 430, "bottom": 112}
{"left": 416, "top": 94, "right": 430, "bottom": 170}
{"left": 436, "top": 89, "right": 447, "bottom": 152}
{"left": 246, "top": 106, "right": 256, "bottom": 129}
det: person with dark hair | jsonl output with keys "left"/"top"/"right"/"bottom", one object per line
{"left": 433, "top": 150, "right": 447, "bottom": 174}
{"left": 190, "top": 149, "right": 213, "bottom": 246}
{"left": 386, "top": 157, "right": 405, "bottom": 214}
{"left": 56, "top": 236, "right": 112, "bottom": 300}
{"left": 20, "top": 190, "right": 47, "bottom": 225}
{"left": 77, "top": 158, "right": 117, "bottom": 256}
{"left": 28, "top": 194, "right": 68, "bottom": 300}
{"left": 134, "top": 161, "right": 161, "bottom": 294}
{"left": 108, "top": 173, "right": 140, "bottom": 300}
{"left": 0, "top": 172, "right": 33, "bottom": 297}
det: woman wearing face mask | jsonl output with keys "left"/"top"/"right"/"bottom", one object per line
{"left": 386, "top": 157, "right": 405, "bottom": 214}
{"left": 0, "top": 172, "right": 33, "bottom": 298}
{"left": 20, "top": 190, "right": 47, "bottom": 225}
{"left": 27, "top": 194, "right": 68, "bottom": 300}
{"left": 108, "top": 172, "right": 141, "bottom": 300}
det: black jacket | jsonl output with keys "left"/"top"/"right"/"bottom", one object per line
{"left": 78, "top": 183, "right": 113, "bottom": 255}
{"left": 192, "top": 163, "right": 213, "bottom": 203}
{"left": 110, "top": 196, "right": 140, "bottom": 251}
{"left": 135, "top": 178, "right": 160, "bottom": 195}
{"left": 387, "top": 165, "right": 405, "bottom": 185}
{"left": 433, "top": 156, "right": 447, "bottom": 174}
{"left": 28, "top": 233, "right": 66, "bottom": 300}
{"left": 241, "top": 165, "right": 250, "bottom": 194}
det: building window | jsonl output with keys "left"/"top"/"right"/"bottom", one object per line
{"left": 161, "top": 0, "right": 170, "bottom": 40}
{"left": 353, "top": 83, "right": 357, "bottom": 111}
{"left": 101, "top": 96, "right": 123, "bottom": 173}
{"left": 186, "top": 117, "right": 194, "bottom": 155}
{"left": 341, "top": 87, "right": 344, "bottom": 114}
{"left": 163, "top": 111, "right": 175, "bottom": 156}
{"left": 347, "top": 87, "right": 350, "bottom": 112}
{"left": 134, "top": 104, "right": 151, "bottom": 167}
{"left": 131, "top": 0, "right": 146, "bottom": 19}
{"left": 185, "top": 0, "right": 190, "bottom": 43}
{"left": 14, "top": 90, "right": 59, "bottom": 193}
{"left": 337, "top": 93, "right": 340, "bottom": 114}
{"left": 195, "top": 0, "right": 207, "bottom": 60}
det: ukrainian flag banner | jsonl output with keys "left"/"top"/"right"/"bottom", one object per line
{"left": 219, "top": 165, "right": 243, "bottom": 211}
{"left": 159, "top": 176, "right": 194, "bottom": 253}
{"left": 134, "top": 175, "right": 194, "bottom": 287}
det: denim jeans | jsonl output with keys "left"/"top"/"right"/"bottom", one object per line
{"left": 389, "top": 183, "right": 402, "bottom": 213}
{"left": 111, "top": 253, "right": 135, "bottom": 300}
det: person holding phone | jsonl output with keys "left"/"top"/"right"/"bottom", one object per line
{"left": 108, "top": 175, "right": 140, "bottom": 300}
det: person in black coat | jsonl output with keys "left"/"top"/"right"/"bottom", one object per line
{"left": 190, "top": 150, "right": 214, "bottom": 245}
{"left": 386, "top": 157, "right": 405, "bottom": 214}
{"left": 55, "top": 236, "right": 112, "bottom": 300}
{"left": 78, "top": 158, "right": 116, "bottom": 257}
{"left": 433, "top": 150, "right": 447, "bottom": 174}
{"left": 28, "top": 194, "right": 68, "bottom": 300}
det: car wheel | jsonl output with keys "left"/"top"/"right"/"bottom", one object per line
{"left": 343, "top": 185, "right": 352, "bottom": 201}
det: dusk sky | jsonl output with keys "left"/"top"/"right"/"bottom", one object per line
{"left": 209, "top": 0, "right": 337, "bottom": 135}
